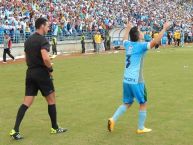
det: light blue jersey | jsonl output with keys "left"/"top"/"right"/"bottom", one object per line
{"left": 111, "top": 40, "right": 151, "bottom": 128}
{"left": 123, "top": 41, "right": 150, "bottom": 84}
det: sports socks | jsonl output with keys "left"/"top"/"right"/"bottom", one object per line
{"left": 138, "top": 110, "right": 147, "bottom": 130}
{"left": 14, "top": 104, "right": 29, "bottom": 132}
{"left": 48, "top": 104, "right": 58, "bottom": 129}
{"left": 112, "top": 105, "right": 127, "bottom": 122}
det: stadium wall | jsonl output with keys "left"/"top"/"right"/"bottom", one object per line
{"left": 0, "top": 40, "right": 94, "bottom": 61}
{"left": 0, "top": 28, "right": 125, "bottom": 61}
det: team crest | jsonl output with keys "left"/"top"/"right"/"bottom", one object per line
{"left": 128, "top": 45, "right": 133, "bottom": 54}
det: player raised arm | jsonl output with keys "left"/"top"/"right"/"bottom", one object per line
{"left": 150, "top": 22, "right": 171, "bottom": 49}
{"left": 123, "top": 21, "right": 132, "bottom": 41}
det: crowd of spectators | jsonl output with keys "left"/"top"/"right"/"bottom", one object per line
{"left": 0, "top": 0, "right": 192, "bottom": 44}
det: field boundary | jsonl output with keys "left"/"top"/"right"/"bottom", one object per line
{"left": 0, "top": 44, "right": 192, "bottom": 66}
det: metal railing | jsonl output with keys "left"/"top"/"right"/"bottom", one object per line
{"left": 0, "top": 31, "right": 94, "bottom": 44}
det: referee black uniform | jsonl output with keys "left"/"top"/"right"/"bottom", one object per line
{"left": 24, "top": 32, "right": 54, "bottom": 97}
{"left": 10, "top": 18, "right": 67, "bottom": 140}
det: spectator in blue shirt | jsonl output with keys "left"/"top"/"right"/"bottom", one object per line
{"left": 144, "top": 32, "right": 152, "bottom": 42}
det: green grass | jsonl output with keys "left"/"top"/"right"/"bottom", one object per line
{"left": 0, "top": 46, "right": 193, "bottom": 145}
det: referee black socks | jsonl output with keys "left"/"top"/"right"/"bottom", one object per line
{"left": 13, "top": 104, "right": 58, "bottom": 132}
{"left": 48, "top": 104, "right": 58, "bottom": 129}
{"left": 14, "top": 104, "right": 28, "bottom": 132}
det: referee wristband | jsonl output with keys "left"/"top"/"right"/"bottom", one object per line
{"left": 48, "top": 67, "right": 53, "bottom": 73}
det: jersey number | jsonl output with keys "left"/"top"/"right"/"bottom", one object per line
{"left": 126, "top": 55, "right": 131, "bottom": 68}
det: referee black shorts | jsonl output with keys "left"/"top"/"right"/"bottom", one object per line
{"left": 25, "top": 68, "right": 55, "bottom": 97}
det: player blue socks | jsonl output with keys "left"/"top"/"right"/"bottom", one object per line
{"left": 112, "top": 105, "right": 127, "bottom": 122}
{"left": 138, "top": 110, "right": 147, "bottom": 130}
{"left": 112, "top": 105, "right": 147, "bottom": 130}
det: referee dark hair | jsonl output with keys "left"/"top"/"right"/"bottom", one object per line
{"left": 9, "top": 17, "right": 67, "bottom": 140}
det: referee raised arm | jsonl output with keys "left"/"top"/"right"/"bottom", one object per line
{"left": 9, "top": 18, "right": 67, "bottom": 140}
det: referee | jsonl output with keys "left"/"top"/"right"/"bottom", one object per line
{"left": 9, "top": 18, "right": 67, "bottom": 140}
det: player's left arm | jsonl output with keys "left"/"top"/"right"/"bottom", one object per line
{"left": 149, "top": 22, "right": 171, "bottom": 49}
{"left": 123, "top": 21, "right": 132, "bottom": 41}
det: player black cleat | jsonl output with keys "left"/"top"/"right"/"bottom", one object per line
{"left": 50, "top": 127, "right": 68, "bottom": 134}
{"left": 9, "top": 129, "right": 23, "bottom": 140}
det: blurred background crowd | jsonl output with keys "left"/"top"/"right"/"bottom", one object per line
{"left": 0, "top": 0, "right": 192, "bottom": 44}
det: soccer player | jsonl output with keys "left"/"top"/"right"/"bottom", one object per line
{"left": 9, "top": 18, "right": 67, "bottom": 140}
{"left": 108, "top": 21, "right": 171, "bottom": 134}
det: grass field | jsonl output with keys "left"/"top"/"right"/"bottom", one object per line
{"left": 0, "top": 46, "right": 193, "bottom": 145}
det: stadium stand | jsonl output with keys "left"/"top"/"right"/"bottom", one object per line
{"left": 0, "top": 0, "right": 192, "bottom": 43}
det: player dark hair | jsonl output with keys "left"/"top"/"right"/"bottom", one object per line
{"left": 35, "top": 17, "right": 48, "bottom": 29}
{"left": 129, "top": 26, "right": 139, "bottom": 42}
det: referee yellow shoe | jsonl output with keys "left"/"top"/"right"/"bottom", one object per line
{"left": 50, "top": 127, "right": 68, "bottom": 134}
{"left": 9, "top": 129, "right": 23, "bottom": 140}
{"left": 137, "top": 127, "right": 152, "bottom": 134}
{"left": 108, "top": 118, "right": 115, "bottom": 132}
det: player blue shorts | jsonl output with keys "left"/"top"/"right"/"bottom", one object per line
{"left": 123, "top": 82, "right": 147, "bottom": 104}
